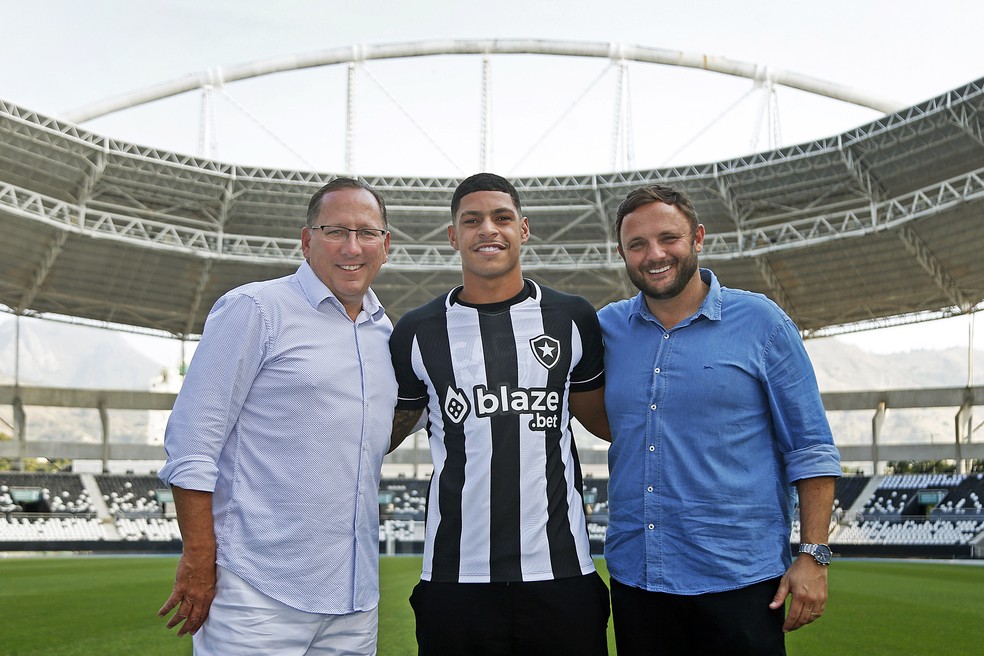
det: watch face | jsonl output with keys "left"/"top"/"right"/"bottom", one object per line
{"left": 800, "top": 543, "right": 832, "bottom": 565}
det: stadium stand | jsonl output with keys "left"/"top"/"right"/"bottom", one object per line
{"left": 377, "top": 479, "right": 428, "bottom": 554}
{"left": 1, "top": 515, "right": 109, "bottom": 542}
{"left": 378, "top": 478, "right": 428, "bottom": 521}
{"left": 833, "top": 518, "right": 984, "bottom": 546}
{"left": 0, "top": 472, "right": 92, "bottom": 514}
{"left": 116, "top": 516, "right": 181, "bottom": 542}
{"left": 96, "top": 474, "right": 168, "bottom": 516}
{"left": 582, "top": 478, "right": 610, "bottom": 554}
{"left": 3, "top": 472, "right": 983, "bottom": 558}
{"left": 830, "top": 475, "right": 870, "bottom": 517}
{"left": 933, "top": 473, "right": 984, "bottom": 516}
{"left": 0, "top": 473, "right": 175, "bottom": 548}
{"left": 95, "top": 473, "right": 181, "bottom": 542}
{"left": 1, "top": 472, "right": 108, "bottom": 543}
{"left": 790, "top": 475, "right": 870, "bottom": 543}
{"left": 829, "top": 473, "right": 984, "bottom": 558}
{"left": 860, "top": 473, "right": 966, "bottom": 517}
{"left": 375, "top": 476, "right": 612, "bottom": 555}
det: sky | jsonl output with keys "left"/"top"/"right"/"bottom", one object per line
{"left": 2, "top": 0, "right": 984, "bottom": 361}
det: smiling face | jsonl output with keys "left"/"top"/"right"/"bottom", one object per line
{"left": 448, "top": 189, "right": 530, "bottom": 302}
{"left": 617, "top": 200, "right": 704, "bottom": 303}
{"left": 301, "top": 187, "right": 390, "bottom": 319}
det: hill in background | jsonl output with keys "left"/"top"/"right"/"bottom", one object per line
{"left": 805, "top": 339, "right": 981, "bottom": 448}
{"left": 0, "top": 316, "right": 165, "bottom": 443}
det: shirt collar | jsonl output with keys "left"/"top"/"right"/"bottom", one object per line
{"left": 296, "top": 261, "right": 386, "bottom": 322}
{"left": 447, "top": 278, "right": 538, "bottom": 311}
{"left": 627, "top": 268, "right": 722, "bottom": 325}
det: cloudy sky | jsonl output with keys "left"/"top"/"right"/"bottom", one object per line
{"left": 2, "top": 0, "right": 982, "bottom": 357}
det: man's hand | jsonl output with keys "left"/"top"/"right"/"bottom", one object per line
{"left": 158, "top": 550, "right": 217, "bottom": 636}
{"left": 159, "top": 486, "right": 218, "bottom": 636}
{"left": 768, "top": 555, "right": 828, "bottom": 632}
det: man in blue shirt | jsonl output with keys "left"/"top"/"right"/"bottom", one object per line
{"left": 157, "top": 177, "right": 398, "bottom": 655}
{"left": 598, "top": 184, "right": 841, "bottom": 656}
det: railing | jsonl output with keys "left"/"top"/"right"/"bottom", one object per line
{"left": 857, "top": 512, "right": 984, "bottom": 523}
{"left": 4, "top": 511, "right": 98, "bottom": 520}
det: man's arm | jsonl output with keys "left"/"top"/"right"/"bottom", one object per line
{"left": 390, "top": 408, "right": 424, "bottom": 453}
{"left": 769, "top": 475, "right": 836, "bottom": 632}
{"left": 158, "top": 486, "right": 217, "bottom": 637}
{"left": 570, "top": 387, "right": 611, "bottom": 441}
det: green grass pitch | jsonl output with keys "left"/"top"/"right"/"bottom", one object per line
{"left": 0, "top": 556, "right": 981, "bottom": 655}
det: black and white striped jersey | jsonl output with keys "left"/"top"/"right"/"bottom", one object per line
{"left": 390, "top": 279, "right": 604, "bottom": 583}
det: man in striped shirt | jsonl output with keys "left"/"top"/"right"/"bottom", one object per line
{"left": 390, "top": 173, "right": 612, "bottom": 655}
{"left": 158, "top": 178, "right": 397, "bottom": 655}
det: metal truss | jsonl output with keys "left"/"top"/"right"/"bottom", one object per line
{"left": 3, "top": 73, "right": 984, "bottom": 336}
{"left": 897, "top": 224, "right": 971, "bottom": 311}
{"left": 5, "top": 77, "right": 981, "bottom": 193}
{"left": 4, "top": 164, "right": 983, "bottom": 269}
{"left": 702, "top": 167, "right": 984, "bottom": 258}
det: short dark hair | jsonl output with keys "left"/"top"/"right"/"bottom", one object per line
{"left": 614, "top": 184, "right": 699, "bottom": 245}
{"left": 306, "top": 177, "right": 387, "bottom": 227}
{"left": 450, "top": 172, "right": 522, "bottom": 218}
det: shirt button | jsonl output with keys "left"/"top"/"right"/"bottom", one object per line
{"left": 654, "top": 368, "right": 661, "bottom": 374}
{"left": 647, "top": 486, "right": 653, "bottom": 492}
{"left": 648, "top": 523, "right": 655, "bottom": 530}
{"left": 663, "top": 333, "right": 670, "bottom": 339}
{"left": 648, "top": 445, "right": 655, "bottom": 452}
{"left": 650, "top": 404, "right": 657, "bottom": 410}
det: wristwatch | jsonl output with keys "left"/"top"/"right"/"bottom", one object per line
{"left": 798, "top": 543, "right": 832, "bottom": 566}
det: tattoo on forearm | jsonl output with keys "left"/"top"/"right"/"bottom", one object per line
{"left": 392, "top": 409, "right": 423, "bottom": 440}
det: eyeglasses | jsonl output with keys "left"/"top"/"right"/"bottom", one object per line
{"left": 309, "top": 225, "right": 389, "bottom": 244}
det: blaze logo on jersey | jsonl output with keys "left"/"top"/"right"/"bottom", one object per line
{"left": 529, "top": 334, "right": 560, "bottom": 370}
{"left": 443, "top": 386, "right": 470, "bottom": 424}
{"left": 442, "top": 383, "right": 562, "bottom": 430}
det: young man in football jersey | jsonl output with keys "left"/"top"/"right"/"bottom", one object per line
{"left": 389, "top": 172, "right": 612, "bottom": 655}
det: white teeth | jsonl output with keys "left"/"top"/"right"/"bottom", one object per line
{"left": 478, "top": 246, "right": 501, "bottom": 252}
{"left": 340, "top": 265, "right": 362, "bottom": 271}
{"left": 648, "top": 265, "right": 671, "bottom": 274}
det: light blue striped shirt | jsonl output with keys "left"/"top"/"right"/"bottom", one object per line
{"left": 159, "top": 261, "right": 397, "bottom": 614}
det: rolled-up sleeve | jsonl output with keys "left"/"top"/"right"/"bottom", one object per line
{"left": 764, "top": 318, "right": 841, "bottom": 482}
{"left": 784, "top": 443, "right": 842, "bottom": 483}
{"left": 158, "top": 292, "right": 269, "bottom": 491}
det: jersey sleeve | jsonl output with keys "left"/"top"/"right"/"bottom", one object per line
{"left": 389, "top": 310, "right": 430, "bottom": 410}
{"left": 569, "top": 295, "right": 605, "bottom": 393}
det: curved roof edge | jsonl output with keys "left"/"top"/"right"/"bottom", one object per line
{"left": 62, "top": 39, "right": 904, "bottom": 124}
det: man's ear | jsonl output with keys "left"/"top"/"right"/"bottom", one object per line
{"left": 447, "top": 223, "right": 459, "bottom": 250}
{"left": 301, "top": 226, "right": 312, "bottom": 260}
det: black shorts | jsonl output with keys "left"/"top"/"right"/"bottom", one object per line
{"left": 610, "top": 576, "right": 786, "bottom": 656}
{"left": 410, "top": 572, "right": 611, "bottom": 656}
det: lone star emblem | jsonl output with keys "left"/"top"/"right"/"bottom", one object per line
{"left": 529, "top": 334, "right": 561, "bottom": 370}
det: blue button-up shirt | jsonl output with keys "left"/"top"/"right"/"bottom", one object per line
{"left": 159, "top": 262, "right": 397, "bottom": 614}
{"left": 598, "top": 269, "right": 840, "bottom": 595}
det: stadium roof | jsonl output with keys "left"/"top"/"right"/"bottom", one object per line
{"left": 1, "top": 75, "right": 983, "bottom": 337}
